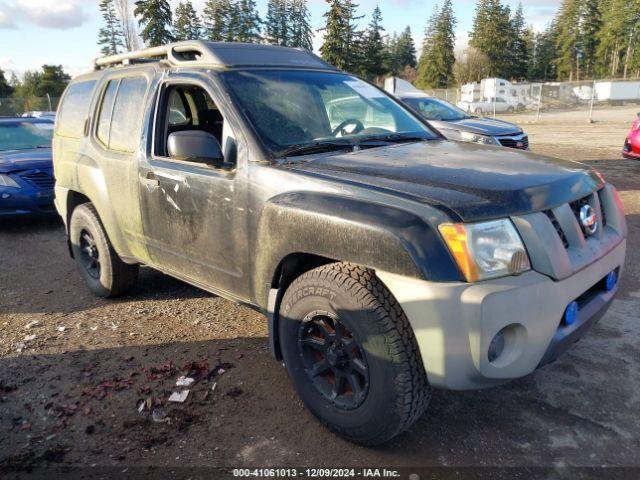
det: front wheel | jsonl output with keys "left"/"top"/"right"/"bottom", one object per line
{"left": 279, "top": 262, "right": 431, "bottom": 445}
{"left": 69, "top": 203, "right": 139, "bottom": 297}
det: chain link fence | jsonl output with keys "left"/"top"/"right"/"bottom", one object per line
{"left": 0, "top": 96, "right": 60, "bottom": 116}
{"left": 427, "top": 78, "right": 640, "bottom": 123}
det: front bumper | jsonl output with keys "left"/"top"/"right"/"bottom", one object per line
{"left": 622, "top": 138, "right": 640, "bottom": 158}
{"left": 0, "top": 188, "right": 56, "bottom": 216}
{"left": 377, "top": 239, "right": 626, "bottom": 390}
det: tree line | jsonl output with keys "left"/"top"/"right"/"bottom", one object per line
{"left": 99, "top": 0, "right": 314, "bottom": 53}
{"left": 418, "top": 0, "right": 640, "bottom": 88}
{"left": 98, "top": 0, "right": 419, "bottom": 83}
{"left": 0, "top": 66, "right": 70, "bottom": 114}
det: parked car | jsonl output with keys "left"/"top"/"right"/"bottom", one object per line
{"left": 459, "top": 96, "right": 523, "bottom": 114}
{"left": 0, "top": 116, "right": 56, "bottom": 216}
{"left": 622, "top": 112, "right": 640, "bottom": 159}
{"left": 399, "top": 93, "right": 529, "bottom": 149}
{"left": 53, "top": 41, "right": 627, "bottom": 445}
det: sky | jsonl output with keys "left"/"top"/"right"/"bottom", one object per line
{"left": 0, "top": 0, "right": 562, "bottom": 79}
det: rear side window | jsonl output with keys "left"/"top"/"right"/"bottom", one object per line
{"left": 95, "top": 76, "right": 148, "bottom": 153}
{"left": 56, "top": 81, "right": 96, "bottom": 138}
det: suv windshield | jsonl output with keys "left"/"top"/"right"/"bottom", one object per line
{"left": 0, "top": 121, "right": 54, "bottom": 151}
{"left": 221, "top": 70, "right": 436, "bottom": 156}
{"left": 402, "top": 97, "right": 470, "bottom": 121}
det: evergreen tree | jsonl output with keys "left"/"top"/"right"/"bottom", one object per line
{"left": 510, "top": 3, "right": 530, "bottom": 80}
{"left": 581, "top": 0, "right": 601, "bottom": 77}
{"left": 0, "top": 68, "right": 13, "bottom": 97}
{"left": 225, "top": 3, "right": 241, "bottom": 41}
{"left": 469, "top": 0, "right": 513, "bottom": 78}
{"left": 554, "top": 0, "right": 582, "bottom": 80}
{"left": 385, "top": 26, "right": 417, "bottom": 75}
{"left": 174, "top": 0, "right": 202, "bottom": 41}
{"left": 265, "top": 0, "right": 289, "bottom": 45}
{"left": 320, "top": 0, "right": 361, "bottom": 71}
{"left": 398, "top": 27, "right": 417, "bottom": 69}
{"left": 98, "top": 0, "right": 125, "bottom": 56}
{"left": 596, "top": 0, "right": 639, "bottom": 77}
{"left": 361, "top": 6, "right": 386, "bottom": 79}
{"left": 528, "top": 23, "right": 557, "bottom": 80}
{"left": 236, "top": 0, "right": 261, "bottom": 42}
{"left": 35, "top": 65, "right": 71, "bottom": 97}
{"left": 203, "top": 0, "right": 232, "bottom": 41}
{"left": 134, "top": 0, "right": 173, "bottom": 46}
{"left": 416, "top": 0, "right": 456, "bottom": 88}
{"left": 289, "top": 0, "right": 313, "bottom": 50}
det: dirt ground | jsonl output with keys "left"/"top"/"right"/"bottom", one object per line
{"left": 1, "top": 108, "right": 640, "bottom": 477}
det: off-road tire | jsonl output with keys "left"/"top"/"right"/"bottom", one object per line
{"left": 69, "top": 203, "right": 138, "bottom": 297}
{"left": 279, "top": 262, "right": 431, "bottom": 445}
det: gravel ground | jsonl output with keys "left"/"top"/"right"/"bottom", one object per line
{"left": 1, "top": 110, "right": 639, "bottom": 477}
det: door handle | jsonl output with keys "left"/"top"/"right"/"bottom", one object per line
{"left": 141, "top": 172, "right": 160, "bottom": 187}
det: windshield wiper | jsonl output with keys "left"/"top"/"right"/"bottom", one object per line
{"left": 277, "top": 140, "right": 354, "bottom": 159}
{"left": 354, "top": 133, "right": 429, "bottom": 145}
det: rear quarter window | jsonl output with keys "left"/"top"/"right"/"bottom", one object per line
{"left": 96, "top": 80, "right": 119, "bottom": 147}
{"left": 56, "top": 81, "right": 97, "bottom": 138}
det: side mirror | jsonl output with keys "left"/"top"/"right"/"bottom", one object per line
{"left": 167, "top": 130, "right": 223, "bottom": 167}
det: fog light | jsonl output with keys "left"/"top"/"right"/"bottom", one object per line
{"left": 605, "top": 271, "right": 618, "bottom": 292}
{"left": 488, "top": 330, "right": 506, "bottom": 363}
{"left": 564, "top": 301, "right": 579, "bottom": 326}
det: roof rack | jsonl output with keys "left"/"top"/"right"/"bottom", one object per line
{"left": 94, "top": 40, "right": 336, "bottom": 72}
{"left": 95, "top": 41, "right": 213, "bottom": 69}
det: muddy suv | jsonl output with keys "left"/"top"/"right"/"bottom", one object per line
{"left": 53, "top": 41, "right": 627, "bottom": 445}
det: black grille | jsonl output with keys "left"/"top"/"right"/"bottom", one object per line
{"left": 498, "top": 135, "right": 529, "bottom": 149}
{"left": 545, "top": 210, "right": 569, "bottom": 248}
{"left": 20, "top": 171, "right": 55, "bottom": 189}
{"left": 597, "top": 189, "right": 607, "bottom": 227}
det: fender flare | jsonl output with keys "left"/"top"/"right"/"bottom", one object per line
{"left": 254, "top": 191, "right": 461, "bottom": 359}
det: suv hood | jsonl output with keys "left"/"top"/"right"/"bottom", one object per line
{"left": 283, "top": 140, "right": 601, "bottom": 222}
{"left": 429, "top": 117, "right": 521, "bottom": 136}
{"left": 0, "top": 148, "right": 52, "bottom": 174}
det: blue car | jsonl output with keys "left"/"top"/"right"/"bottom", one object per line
{"left": 0, "top": 117, "right": 56, "bottom": 216}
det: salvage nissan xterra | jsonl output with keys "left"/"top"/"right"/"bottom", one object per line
{"left": 53, "top": 41, "right": 627, "bottom": 445}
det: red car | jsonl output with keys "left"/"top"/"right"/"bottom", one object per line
{"left": 623, "top": 113, "right": 640, "bottom": 158}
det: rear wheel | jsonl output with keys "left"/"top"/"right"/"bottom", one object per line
{"left": 279, "top": 262, "right": 431, "bottom": 445}
{"left": 507, "top": 106, "right": 515, "bottom": 113}
{"left": 474, "top": 107, "right": 483, "bottom": 115}
{"left": 69, "top": 203, "right": 138, "bottom": 297}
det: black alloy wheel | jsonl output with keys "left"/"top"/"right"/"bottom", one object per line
{"left": 298, "top": 310, "right": 369, "bottom": 410}
{"left": 79, "top": 229, "right": 101, "bottom": 279}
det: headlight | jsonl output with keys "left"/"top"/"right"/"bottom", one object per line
{"left": 440, "top": 129, "right": 498, "bottom": 145}
{"left": 0, "top": 174, "right": 20, "bottom": 188}
{"left": 439, "top": 219, "right": 531, "bottom": 282}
